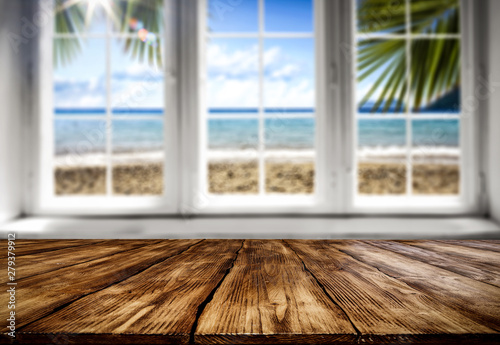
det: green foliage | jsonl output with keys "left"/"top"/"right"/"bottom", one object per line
{"left": 357, "top": 0, "right": 460, "bottom": 112}
{"left": 53, "top": 0, "right": 163, "bottom": 69}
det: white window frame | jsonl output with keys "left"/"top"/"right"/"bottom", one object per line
{"left": 340, "top": 0, "right": 481, "bottom": 215}
{"left": 31, "top": 0, "right": 179, "bottom": 215}
{"left": 180, "top": 0, "right": 338, "bottom": 214}
{"left": 28, "top": 0, "right": 482, "bottom": 216}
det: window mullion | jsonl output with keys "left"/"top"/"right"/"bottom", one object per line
{"left": 105, "top": 13, "right": 112, "bottom": 197}
{"left": 405, "top": 0, "right": 412, "bottom": 197}
{"left": 258, "top": 0, "right": 265, "bottom": 196}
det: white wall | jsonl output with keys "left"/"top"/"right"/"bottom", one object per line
{"left": 0, "top": 0, "right": 23, "bottom": 223}
{"left": 487, "top": 0, "right": 500, "bottom": 223}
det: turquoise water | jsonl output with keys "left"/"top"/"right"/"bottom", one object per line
{"left": 54, "top": 109, "right": 459, "bottom": 154}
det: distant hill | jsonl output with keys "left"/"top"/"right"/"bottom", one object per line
{"left": 359, "top": 88, "right": 460, "bottom": 114}
{"left": 419, "top": 88, "right": 460, "bottom": 113}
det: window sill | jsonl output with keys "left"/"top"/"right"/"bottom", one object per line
{"left": 1, "top": 216, "right": 498, "bottom": 239}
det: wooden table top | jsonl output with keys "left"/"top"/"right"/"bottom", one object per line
{"left": 1, "top": 239, "right": 500, "bottom": 344}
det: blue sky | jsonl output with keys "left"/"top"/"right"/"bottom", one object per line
{"left": 206, "top": 0, "right": 315, "bottom": 109}
{"left": 54, "top": 0, "right": 315, "bottom": 110}
{"left": 54, "top": 38, "right": 163, "bottom": 109}
{"left": 208, "top": 0, "right": 313, "bottom": 32}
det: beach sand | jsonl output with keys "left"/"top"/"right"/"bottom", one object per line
{"left": 55, "top": 164, "right": 163, "bottom": 195}
{"left": 208, "top": 161, "right": 315, "bottom": 194}
{"left": 55, "top": 166, "right": 107, "bottom": 195}
{"left": 358, "top": 163, "right": 459, "bottom": 195}
{"left": 412, "top": 163, "right": 459, "bottom": 195}
{"left": 54, "top": 162, "right": 459, "bottom": 196}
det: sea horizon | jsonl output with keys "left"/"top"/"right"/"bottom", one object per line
{"left": 54, "top": 107, "right": 460, "bottom": 158}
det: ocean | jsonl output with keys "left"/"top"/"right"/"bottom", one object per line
{"left": 54, "top": 109, "right": 459, "bottom": 155}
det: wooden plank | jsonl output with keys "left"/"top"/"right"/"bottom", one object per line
{"left": 195, "top": 240, "right": 357, "bottom": 344}
{"left": 437, "top": 240, "right": 500, "bottom": 253}
{"left": 367, "top": 240, "right": 500, "bottom": 287}
{"left": 285, "top": 240, "right": 496, "bottom": 341}
{"left": 399, "top": 240, "right": 500, "bottom": 267}
{"left": 1, "top": 239, "right": 105, "bottom": 256}
{"left": 18, "top": 239, "right": 243, "bottom": 345}
{"left": 0, "top": 239, "right": 202, "bottom": 330}
{"left": 332, "top": 240, "right": 500, "bottom": 332}
{"left": 1, "top": 240, "right": 162, "bottom": 283}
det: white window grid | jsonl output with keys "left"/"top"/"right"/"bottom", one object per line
{"left": 203, "top": 0, "right": 316, "bottom": 197}
{"left": 353, "top": 0, "right": 463, "bottom": 199}
{"left": 51, "top": 6, "right": 166, "bottom": 197}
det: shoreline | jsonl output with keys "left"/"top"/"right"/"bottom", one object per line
{"left": 54, "top": 148, "right": 460, "bottom": 167}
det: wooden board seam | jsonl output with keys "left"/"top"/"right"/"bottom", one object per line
{"left": 16, "top": 239, "right": 205, "bottom": 334}
{"left": 191, "top": 240, "right": 245, "bottom": 344}
{"left": 11, "top": 240, "right": 108, "bottom": 256}
{"left": 282, "top": 240, "right": 362, "bottom": 338}
{"left": 366, "top": 241, "right": 500, "bottom": 289}
{"left": 11, "top": 240, "right": 164, "bottom": 284}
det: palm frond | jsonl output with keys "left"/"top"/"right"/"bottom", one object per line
{"left": 357, "top": 0, "right": 460, "bottom": 113}
{"left": 54, "top": 0, "right": 163, "bottom": 69}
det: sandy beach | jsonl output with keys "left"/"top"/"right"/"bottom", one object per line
{"left": 358, "top": 163, "right": 459, "bottom": 195}
{"left": 54, "top": 150, "right": 459, "bottom": 196}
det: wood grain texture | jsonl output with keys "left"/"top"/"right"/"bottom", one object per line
{"left": 1, "top": 239, "right": 104, "bottom": 256}
{"left": 439, "top": 240, "right": 500, "bottom": 253}
{"left": 401, "top": 240, "right": 500, "bottom": 267}
{"left": 286, "top": 240, "right": 496, "bottom": 341}
{"left": 195, "top": 240, "right": 357, "bottom": 344}
{"left": 1, "top": 239, "right": 499, "bottom": 345}
{"left": 0, "top": 240, "right": 202, "bottom": 329}
{"left": 332, "top": 240, "right": 500, "bottom": 332}
{"left": 1, "top": 240, "right": 162, "bottom": 283}
{"left": 18, "top": 240, "right": 243, "bottom": 345}
{"left": 368, "top": 240, "right": 500, "bottom": 287}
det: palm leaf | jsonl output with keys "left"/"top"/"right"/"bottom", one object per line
{"left": 54, "top": 0, "right": 163, "bottom": 69}
{"left": 357, "top": 0, "right": 460, "bottom": 113}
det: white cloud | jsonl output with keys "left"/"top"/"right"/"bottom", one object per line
{"left": 56, "top": 93, "right": 106, "bottom": 108}
{"left": 271, "top": 63, "right": 300, "bottom": 79}
{"left": 208, "top": 78, "right": 258, "bottom": 107}
{"left": 263, "top": 46, "right": 281, "bottom": 67}
{"left": 207, "top": 42, "right": 313, "bottom": 107}
{"left": 207, "top": 43, "right": 258, "bottom": 77}
{"left": 264, "top": 80, "right": 314, "bottom": 107}
{"left": 124, "top": 63, "right": 162, "bottom": 78}
{"left": 208, "top": 78, "right": 314, "bottom": 108}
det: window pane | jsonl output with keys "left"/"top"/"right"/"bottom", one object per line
{"left": 264, "top": 38, "right": 314, "bottom": 108}
{"left": 411, "top": 0, "right": 460, "bottom": 34}
{"left": 412, "top": 164, "right": 459, "bottom": 194}
{"left": 54, "top": 119, "right": 107, "bottom": 195}
{"left": 412, "top": 119, "right": 459, "bottom": 148}
{"left": 266, "top": 160, "right": 314, "bottom": 194}
{"left": 411, "top": 39, "right": 460, "bottom": 114}
{"left": 264, "top": 118, "right": 315, "bottom": 194}
{"left": 54, "top": 39, "right": 106, "bottom": 110}
{"left": 358, "top": 40, "right": 406, "bottom": 114}
{"left": 264, "top": 0, "right": 313, "bottom": 32}
{"left": 357, "top": 0, "right": 406, "bottom": 34}
{"left": 111, "top": 39, "right": 163, "bottom": 111}
{"left": 113, "top": 0, "right": 164, "bottom": 34}
{"left": 207, "top": 0, "right": 258, "bottom": 32}
{"left": 209, "top": 119, "right": 259, "bottom": 150}
{"left": 358, "top": 163, "right": 406, "bottom": 195}
{"left": 54, "top": 1, "right": 107, "bottom": 34}
{"left": 207, "top": 38, "right": 258, "bottom": 108}
{"left": 112, "top": 120, "right": 164, "bottom": 195}
{"left": 412, "top": 119, "right": 459, "bottom": 195}
{"left": 209, "top": 160, "right": 259, "bottom": 194}
{"left": 264, "top": 118, "right": 314, "bottom": 150}
{"left": 358, "top": 119, "right": 407, "bottom": 195}
{"left": 208, "top": 119, "right": 259, "bottom": 194}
